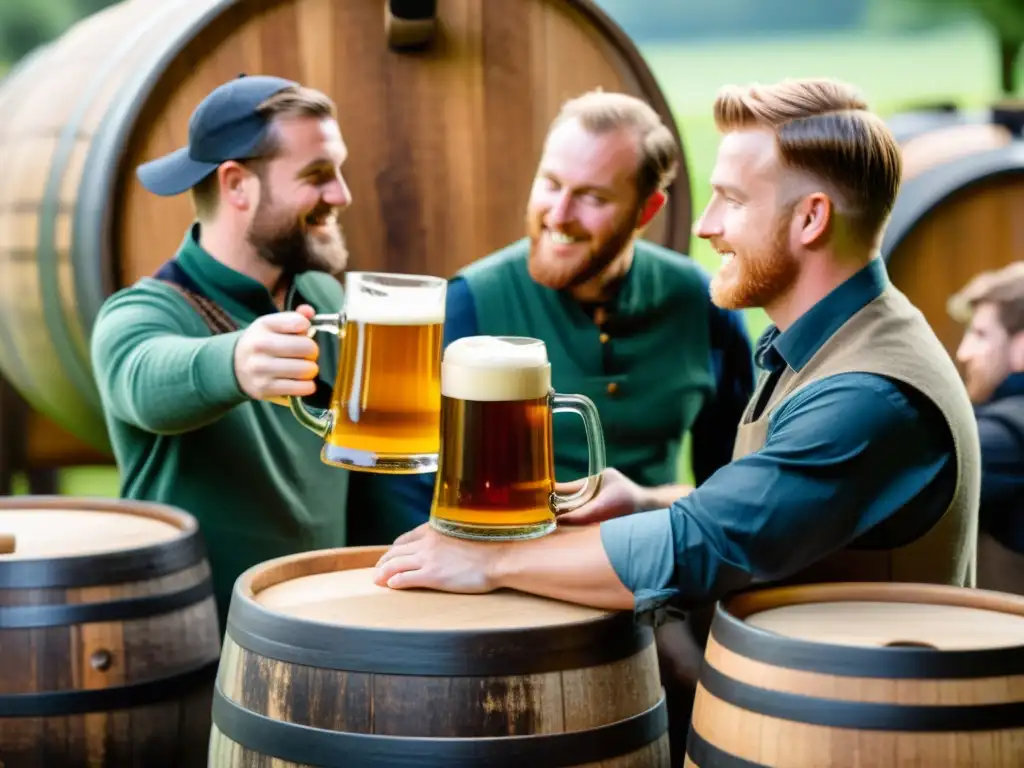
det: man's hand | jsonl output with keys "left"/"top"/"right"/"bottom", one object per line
{"left": 234, "top": 304, "right": 321, "bottom": 401}
{"left": 373, "top": 524, "right": 503, "bottom": 593}
{"left": 556, "top": 468, "right": 695, "bottom": 526}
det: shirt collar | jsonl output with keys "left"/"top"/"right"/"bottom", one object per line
{"left": 761, "top": 257, "right": 889, "bottom": 373}
{"left": 991, "top": 371, "right": 1024, "bottom": 402}
{"left": 176, "top": 222, "right": 301, "bottom": 322}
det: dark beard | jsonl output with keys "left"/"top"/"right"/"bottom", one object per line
{"left": 247, "top": 198, "right": 349, "bottom": 277}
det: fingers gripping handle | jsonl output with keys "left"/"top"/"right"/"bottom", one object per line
{"left": 288, "top": 312, "right": 344, "bottom": 438}
{"left": 549, "top": 392, "right": 607, "bottom": 512}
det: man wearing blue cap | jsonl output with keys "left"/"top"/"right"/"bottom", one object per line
{"left": 90, "top": 75, "right": 353, "bottom": 631}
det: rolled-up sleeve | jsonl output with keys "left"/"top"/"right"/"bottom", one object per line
{"left": 598, "top": 373, "right": 955, "bottom": 621}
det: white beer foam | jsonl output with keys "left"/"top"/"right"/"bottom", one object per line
{"left": 442, "top": 336, "right": 551, "bottom": 401}
{"left": 345, "top": 285, "right": 445, "bottom": 325}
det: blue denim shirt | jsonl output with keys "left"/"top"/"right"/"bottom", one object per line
{"left": 600, "top": 258, "right": 958, "bottom": 617}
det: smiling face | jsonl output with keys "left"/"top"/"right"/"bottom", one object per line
{"left": 694, "top": 127, "right": 801, "bottom": 311}
{"left": 956, "top": 302, "right": 1021, "bottom": 403}
{"left": 525, "top": 118, "right": 646, "bottom": 293}
{"left": 245, "top": 115, "right": 352, "bottom": 275}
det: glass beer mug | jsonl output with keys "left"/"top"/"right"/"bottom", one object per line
{"left": 429, "top": 336, "right": 607, "bottom": 540}
{"left": 290, "top": 272, "right": 447, "bottom": 474}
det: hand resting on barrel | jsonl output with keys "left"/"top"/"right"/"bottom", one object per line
{"left": 555, "top": 467, "right": 695, "bottom": 525}
{"left": 233, "top": 304, "right": 321, "bottom": 401}
{"left": 373, "top": 524, "right": 503, "bottom": 594}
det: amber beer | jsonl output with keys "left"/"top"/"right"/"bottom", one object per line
{"left": 290, "top": 272, "right": 447, "bottom": 474}
{"left": 430, "top": 336, "right": 606, "bottom": 540}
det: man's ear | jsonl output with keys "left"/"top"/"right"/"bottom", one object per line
{"left": 636, "top": 190, "right": 667, "bottom": 229}
{"left": 796, "top": 192, "right": 833, "bottom": 248}
{"left": 218, "top": 161, "right": 257, "bottom": 212}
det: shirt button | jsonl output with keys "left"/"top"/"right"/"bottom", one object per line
{"left": 599, "top": 332, "right": 610, "bottom": 344}
{"left": 607, "top": 382, "right": 619, "bottom": 395}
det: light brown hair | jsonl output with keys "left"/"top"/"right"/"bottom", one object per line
{"left": 948, "top": 262, "right": 1024, "bottom": 334}
{"left": 712, "top": 78, "right": 902, "bottom": 247}
{"left": 191, "top": 84, "right": 337, "bottom": 220}
{"left": 549, "top": 90, "right": 679, "bottom": 202}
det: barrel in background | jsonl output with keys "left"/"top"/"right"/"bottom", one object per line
{"left": 685, "top": 582, "right": 1024, "bottom": 767}
{"left": 882, "top": 103, "right": 1024, "bottom": 359}
{"left": 209, "top": 545, "right": 671, "bottom": 767}
{"left": 0, "top": 496, "right": 221, "bottom": 767}
{"left": 0, "top": 0, "right": 691, "bottom": 455}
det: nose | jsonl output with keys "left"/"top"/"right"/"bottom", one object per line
{"left": 955, "top": 335, "right": 973, "bottom": 364}
{"left": 323, "top": 175, "right": 352, "bottom": 209}
{"left": 693, "top": 204, "right": 721, "bottom": 240}
{"left": 546, "top": 191, "right": 573, "bottom": 227}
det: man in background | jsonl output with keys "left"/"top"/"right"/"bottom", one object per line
{"left": 949, "top": 263, "right": 1024, "bottom": 593}
{"left": 90, "top": 75, "right": 354, "bottom": 631}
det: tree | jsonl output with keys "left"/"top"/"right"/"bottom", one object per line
{"left": 908, "top": 0, "right": 1024, "bottom": 94}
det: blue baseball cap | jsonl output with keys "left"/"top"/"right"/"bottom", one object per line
{"left": 136, "top": 74, "right": 298, "bottom": 196}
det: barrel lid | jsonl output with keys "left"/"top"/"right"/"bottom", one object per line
{"left": 745, "top": 600, "right": 1024, "bottom": 651}
{"left": 255, "top": 566, "right": 610, "bottom": 630}
{"left": 0, "top": 508, "right": 181, "bottom": 560}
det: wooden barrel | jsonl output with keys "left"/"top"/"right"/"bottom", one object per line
{"left": 0, "top": 0, "right": 690, "bottom": 454}
{"left": 209, "top": 546, "right": 671, "bottom": 766}
{"left": 0, "top": 496, "right": 221, "bottom": 766}
{"left": 881, "top": 105, "right": 1024, "bottom": 358}
{"left": 685, "top": 582, "right": 1024, "bottom": 767}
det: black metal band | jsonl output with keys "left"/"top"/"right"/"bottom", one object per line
{"left": 388, "top": 0, "right": 437, "bottom": 19}
{"left": 699, "top": 662, "right": 1024, "bottom": 732}
{"left": 0, "top": 658, "right": 218, "bottom": 717}
{"left": 0, "top": 527, "right": 207, "bottom": 589}
{"left": 686, "top": 727, "right": 767, "bottom": 767}
{"left": 710, "top": 601, "right": 1024, "bottom": 679}
{"left": 881, "top": 141, "right": 1024, "bottom": 260}
{"left": 0, "top": 576, "right": 212, "bottom": 628}
{"left": 227, "top": 595, "right": 652, "bottom": 677}
{"left": 212, "top": 684, "right": 667, "bottom": 767}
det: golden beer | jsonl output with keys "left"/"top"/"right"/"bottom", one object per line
{"left": 290, "top": 272, "right": 447, "bottom": 474}
{"left": 430, "top": 336, "right": 606, "bottom": 540}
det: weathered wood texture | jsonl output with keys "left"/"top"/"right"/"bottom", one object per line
{"left": 0, "top": 497, "right": 221, "bottom": 766}
{"left": 209, "top": 545, "right": 671, "bottom": 766}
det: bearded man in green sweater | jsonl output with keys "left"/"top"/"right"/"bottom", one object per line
{"left": 89, "top": 75, "right": 354, "bottom": 631}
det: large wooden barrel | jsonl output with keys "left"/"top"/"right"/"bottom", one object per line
{"left": 0, "top": 496, "right": 221, "bottom": 766}
{"left": 209, "top": 546, "right": 671, "bottom": 766}
{"left": 685, "top": 582, "right": 1024, "bottom": 767}
{"left": 0, "top": 0, "right": 690, "bottom": 453}
{"left": 881, "top": 105, "right": 1024, "bottom": 358}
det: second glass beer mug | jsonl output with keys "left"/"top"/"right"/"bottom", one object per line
{"left": 429, "top": 335, "right": 607, "bottom": 540}
{"left": 290, "top": 271, "right": 447, "bottom": 474}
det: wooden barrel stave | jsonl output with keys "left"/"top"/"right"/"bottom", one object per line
{"left": 685, "top": 583, "right": 1024, "bottom": 767}
{"left": 0, "top": 496, "right": 221, "bottom": 766}
{"left": 208, "top": 545, "right": 671, "bottom": 766}
{"left": 0, "top": 0, "right": 689, "bottom": 452}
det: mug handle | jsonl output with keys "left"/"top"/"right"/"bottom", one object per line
{"left": 288, "top": 312, "right": 345, "bottom": 438}
{"left": 549, "top": 391, "right": 607, "bottom": 512}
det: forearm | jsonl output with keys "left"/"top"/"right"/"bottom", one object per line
{"left": 490, "top": 525, "right": 635, "bottom": 610}
{"left": 640, "top": 483, "right": 694, "bottom": 510}
{"left": 97, "top": 331, "right": 248, "bottom": 434}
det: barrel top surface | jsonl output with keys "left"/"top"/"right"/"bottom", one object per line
{"left": 0, "top": 509, "right": 180, "bottom": 560}
{"left": 745, "top": 600, "right": 1024, "bottom": 650}
{"left": 254, "top": 566, "right": 611, "bottom": 630}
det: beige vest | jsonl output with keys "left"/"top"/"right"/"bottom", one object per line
{"left": 733, "top": 282, "right": 981, "bottom": 587}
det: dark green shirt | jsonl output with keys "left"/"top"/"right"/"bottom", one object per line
{"left": 90, "top": 224, "right": 350, "bottom": 629}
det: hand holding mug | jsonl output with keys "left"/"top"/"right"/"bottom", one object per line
{"left": 233, "top": 305, "right": 320, "bottom": 402}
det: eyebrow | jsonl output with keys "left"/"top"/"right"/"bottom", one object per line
{"left": 540, "top": 170, "right": 616, "bottom": 196}
{"left": 296, "top": 156, "right": 344, "bottom": 178}
{"left": 712, "top": 182, "right": 745, "bottom": 198}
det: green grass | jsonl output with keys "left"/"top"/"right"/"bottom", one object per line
{"left": 40, "top": 22, "right": 1010, "bottom": 494}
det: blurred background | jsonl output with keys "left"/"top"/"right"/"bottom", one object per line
{"left": 0, "top": 0, "right": 1019, "bottom": 494}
